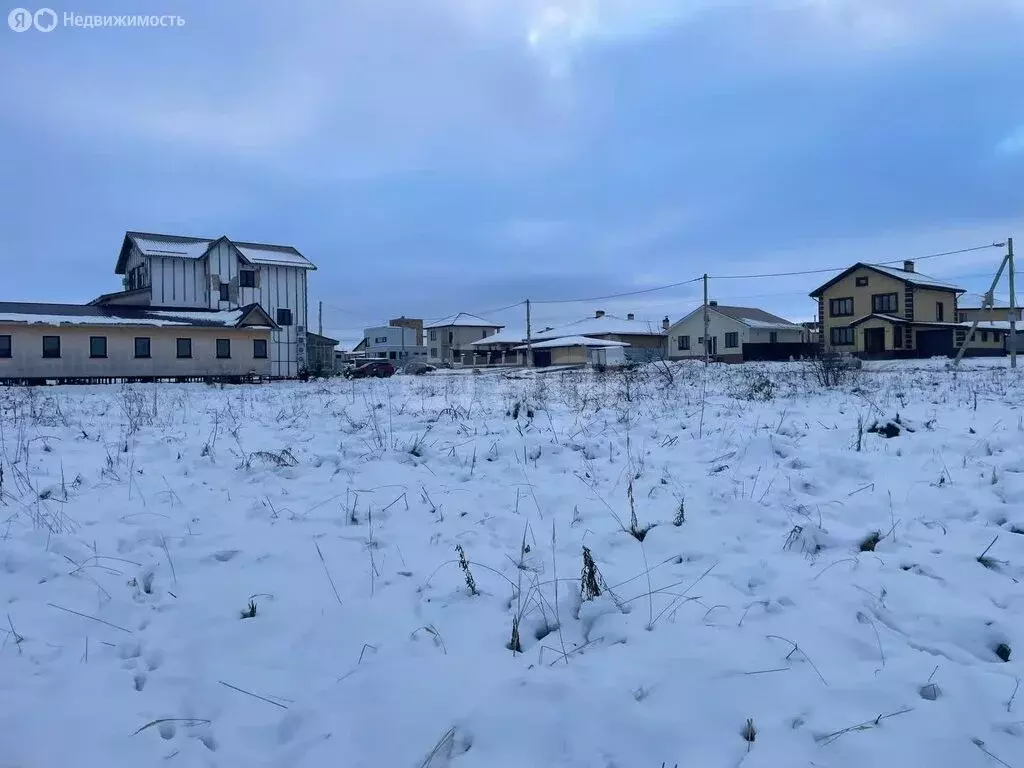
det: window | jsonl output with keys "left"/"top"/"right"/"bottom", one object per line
{"left": 42, "top": 335, "right": 61, "bottom": 358}
{"left": 482, "top": 329, "right": 488, "bottom": 339}
{"left": 872, "top": 293, "right": 898, "bottom": 313}
{"left": 89, "top": 336, "right": 107, "bottom": 358}
{"left": 134, "top": 337, "right": 151, "bottom": 358}
{"left": 981, "top": 330, "right": 989, "bottom": 342}
{"left": 389, "top": 351, "right": 396, "bottom": 360}
{"left": 829, "top": 297, "right": 854, "bottom": 317}
{"left": 176, "top": 338, "right": 192, "bottom": 358}
{"left": 374, "top": 336, "right": 387, "bottom": 343}
{"left": 430, "top": 347, "right": 437, "bottom": 357}
{"left": 677, "top": 335, "right": 690, "bottom": 351}
{"left": 216, "top": 339, "right": 231, "bottom": 358}
{"left": 448, "top": 331, "right": 453, "bottom": 343}
{"left": 0, "top": 335, "right": 10, "bottom": 358}
{"left": 219, "top": 283, "right": 230, "bottom": 302}
{"left": 935, "top": 302, "right": 944, "bottom": 322}
{"left": 855, "top": 276, "right": 869, "bottom": 287}
{"left": 276, "top": 308, "right": 293, "bottom": 326}
{"left": 239, "top": 270, "right": 256, "bottom": 288}
{"left": 697, "top": 336, "right": 704, "bottom": 344}
{"left": 429, "top": 329, "right": 437, "bottom": 341}
{"left": 724, "top": 332, "right": 739, "bottom": 349}
{"left": 957, "top": 312, "right": 966, "bottom": 323}
{"left": 127, "top": 264, "right": 149, "bottom": 291}
{"left": 830, "top": 327, "right": 854, "bottom": 346}
{"left": 253, "top": 339, "right": 267, "bottom": 359}
{"left": 769, "top": 331, "right": 778, "bottom": 344}
{"left": 894, "top": 326, "right": 903, "bottom": 348}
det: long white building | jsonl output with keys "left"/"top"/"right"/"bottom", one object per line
{"left": 92, "top": 231, "right": 316, "bottom": 377}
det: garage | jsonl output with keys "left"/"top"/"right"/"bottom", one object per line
{"left": 915, "top": 329, "right": 953, "bottom": 358}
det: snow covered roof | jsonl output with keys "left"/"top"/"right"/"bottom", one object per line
{"left": 424, "top": 313, "right": 503, "bottom": 329}
{"left": 0, "top": 302, "right": 276, "bottom": 330}
{"left": 117, "top": 232, "right": 315, "bottom": 273}
{"left": 513, "top": 336, "right": 631, "bottom": 350}
{"left": 707, "top": 305, "right": 804, "bottom": 330}
{"left": 532, "top": 314, "right": 665, "bottom": 341}
{"left": 810, "top": 262, "right": 964, "bottom": 296}
{"left": 469, "top": 328, "right": 527, "bottom": 345}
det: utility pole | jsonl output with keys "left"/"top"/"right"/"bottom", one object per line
{"left": 525, "top": 299, "right": 533, "bottom": 368}
{"left": 952, "top": 241, "right": 1012, "bottom": 367}
{"left": 702, "top": 273, "right": 710, "bottom": 365}
{"left": 1009, "top": 237, "right": 1017, "bottom": 369}
{"left": 318, "top": 301, "right": 323, "bottom": 336}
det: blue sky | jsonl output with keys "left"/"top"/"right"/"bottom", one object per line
{"left": 2, "top": 0, "right": 1023, "bottom": 346}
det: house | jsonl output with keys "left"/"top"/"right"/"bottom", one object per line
{"left": 425, "top": 313, "right": 503, "bottom": 364}
{"left": 810, "top": 259, "right": 1007, "bottom": 359}
{"left": 512, "top": 336, "right": 630, "bottom": 367}
{"left": 0, "top": 301, "right": 276, "bottom": 385}
{"left": 306, "top": 332, "right": 340, "bottom": 374}
{"left": 389, "top": 317, "right": 424, "bottom": 347}
{"left": 667, "top": 303, "right": 811, "bottom": 363}
{"left": 531, "top": 311, "right": 667, "bottom": 363}
{"left": 467, "top": 328, "right": 530, "bottom": 366}
{"left": 359, "top": 324, "right": 429, "bottom": 363}
{"left": 91, "top": 231, "right": 316, "bottom": 377}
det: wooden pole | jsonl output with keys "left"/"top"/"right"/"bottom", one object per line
{"left": 525, "top": 299, "right": 533, "bottom": 368}
{"left": 952, "top": 253, "right": 1010, "bottom": 366}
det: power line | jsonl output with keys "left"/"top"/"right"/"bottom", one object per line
{"left": 710, "top": 242, "right": 1004, "bottom": 280}
{"left": 532, "top": 276, "right": 703, "bottom": 305}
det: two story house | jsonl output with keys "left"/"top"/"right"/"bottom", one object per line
{"left": 353, "top": 324, "right": 428, "bottom": 362}
{"left": 425, "top": 313, "right": 503, "bottom": 364}
{"left": 91, "top": 231, "right": 316, "bottom": 377}
{"left": 810, "top": 260, "right": 976, "bottom": 359}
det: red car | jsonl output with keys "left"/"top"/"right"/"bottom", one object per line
{"left": 347, "top": 360, "right": 396, "bottom": 379}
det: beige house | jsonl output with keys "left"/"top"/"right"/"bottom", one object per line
{"left": 810, "top": 260, "right": 1006, "bottom": 358}
{"left": 513, "top": 336, "right": 629, "bottom": 367}
{"left": 667, "top": 303, "right": 810, "bottom": 363}
{"left": 0, "top": 302, "right": 276, "bottom": 384}
{"left": 425, "top": 313, "right": 503, "bottom": 364}
{"left": 531, "top": 311, "right": 667, "bottom": 363}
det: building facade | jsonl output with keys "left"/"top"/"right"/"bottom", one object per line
{"left": 360, "top": 325, "right": 429, "bottom": 362}
{"left": 425, "top": 313, "right": 503, "bottom": 364}
{"left": 667, "top": 304, "right": 809, "bottom": 363}
{"left": 93, "top": 232, "right": 316, "bottom": 377}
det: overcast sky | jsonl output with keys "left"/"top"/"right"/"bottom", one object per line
{"left": 3, "top": 0, "right": 1023, "bottom": 346}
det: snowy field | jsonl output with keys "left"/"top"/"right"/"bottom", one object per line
{"left": 2, "top": 360, "right": 1023, "bottom": 768}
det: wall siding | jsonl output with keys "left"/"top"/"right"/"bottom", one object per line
{"left": 148, "top": 256, "right": 206, "bottom": 308}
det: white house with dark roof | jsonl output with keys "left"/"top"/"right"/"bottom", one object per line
{"left": 90, "top": 231, "right": 316, "bottom": 377}
{"left": 667, "top": 303, "right": 809, "bottom": 362}
{"left": 424, "top": 312, "right": 503, "bottom": 364}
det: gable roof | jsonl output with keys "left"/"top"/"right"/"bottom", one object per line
{"left": 424, "top": 312, "right": 503, "bottom": 329}
{"left": 306, "top": 331, "right": 340, "bottom": 346}
{"left": 468, "top": 328, "right": 528, "bottom": 345}
{"left": 116, "top": 232, "right": 315, "bottom": 274}
{"left": 0, "top": 301, "right": 278, "bottom": 330}
{"left": 710, "top": 305, "right": 803, "bottom": 330}
{"left": 809, "top": 262, "right": 963, "bottom": 297}
{"left": 532, "top": 314, "right": 666, "bottom": 341}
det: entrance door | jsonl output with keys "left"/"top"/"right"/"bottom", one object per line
{"left": 864, "top": 327, "right": 885, "bottom": 355}
{"left": 705, "top": 336, "right": 718, "bottom": 356}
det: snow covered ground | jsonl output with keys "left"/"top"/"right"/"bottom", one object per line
{"left": 1, "top": 360, "right": 1023, "bottom": 768}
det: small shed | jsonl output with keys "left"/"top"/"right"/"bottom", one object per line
{"left": 513, "top": 335, "right": 630, "bottom": 367}
{"left": 306, "top": 332, "right": 339, "bottom": 374}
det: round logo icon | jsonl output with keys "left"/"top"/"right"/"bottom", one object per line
{"left": 8, "top": 7, "right": 33, "bottom": 31}
{"left": 34, "top": 7, "right": 57, "bottom": 31}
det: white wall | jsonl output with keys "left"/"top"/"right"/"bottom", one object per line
{"left": 149, "top": 254, "right": 207, "bottom": 308}
{"left": 667, "top": 310, "right": 747, "bottom": 358}
{"left": 364, "top": 326, "right": 417, "bottom": 348}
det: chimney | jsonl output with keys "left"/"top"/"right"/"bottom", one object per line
{"left": 595, "top": 310, "right": 605, "bottom": 318}
{"left": 626, "top": 313, "right": 635, "bottom": 321}
{"left": 662, "top": 316, "right": 670, "bottom": 330}
{"left": 709, "top": 300, "right": 718, "bottom": 307}
{"left": 904, "top": 260, "right": 915, "bottom": 273}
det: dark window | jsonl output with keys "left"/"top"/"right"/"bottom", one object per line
{"left": 239, "top": 270, "right": 256, "bottom": 288}
{"left": 0, "top": 335, "right": 10, "bottom": 358}
{"left": 935, "top": 302, "right": 944, "bottom": 322}
{"left": 872, "top": 293, "right": 898, "bottom": 313}
{"left": 89, "top": 336, "right": 107, "bottom": 358}
{"left": 253, "top": 339, "right": 267, "bottom": 359}
{"left": 894, "top": 326, "right": 904, "bottom": 348}
{"left": 429, "top": 329, "right": 437, "bottom": 341}
{"left": 219, "top": 283, "right": 230, "bottom": 302}
{"left": 216, "top": 339, "right": 231, "bottom": 358}
{"left": 276, "top": 308, "right": 293, "bottom": 326}
{"left": 430, "top": 347, "right": 438, "bottom": 357}
{"left": 134, "top": 337, "right": 151, "bottom": 358}
{"left": 855, "top": 276, "right": 869, "bottom": 287}
{"left": 176, "top": 338, "right": 192, "bottom": 358}
{"left": 42, "top": 335, "right": 61, "bottom": 358}
{"left": 830, "top": 327, "right": 854, "bottom": 346}
{"left": 389, "top": 351, "right": 396, "bottom": 360}
{"left": 448, "top": 331, "right": 453, "bottom": 343}
{"left": 769, "top": 331, "right": 778, "bottom": 344}
{"left": 981, "top": 330, "right": 989, "bottom": 342}
{"left": 724, "top": 332, "right": 739, "bottom": 349}
{"left": 829, "top": 297, "right": 854, "bottom": 317}
{"left": 957, "top": 312, "right": 966, "bottom": 322}
{"left": 677, "top": 335, "right": 690, "bottom": 351}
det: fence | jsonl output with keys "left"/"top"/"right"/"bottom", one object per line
{"left": 741, "top": 342, "right": 819, "bottom": 362}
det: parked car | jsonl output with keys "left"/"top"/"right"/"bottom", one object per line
{"left": 346, "top": 361, "right": 396, "bottom": 378}
{"left": 403, "top": 361, "right": 437, "bottom": 375}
